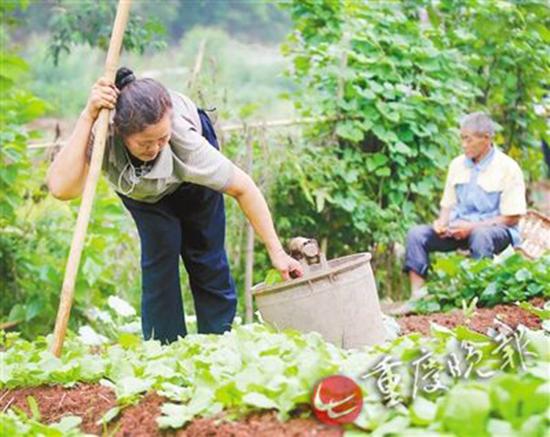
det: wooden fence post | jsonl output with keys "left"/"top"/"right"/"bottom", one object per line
{"left": 244, "top": 127, "right": 255, "bottom": 323}
{"left": 187, "top": 38, "right": 207, "bottom": 94}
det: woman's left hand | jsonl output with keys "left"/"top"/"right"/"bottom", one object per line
{"left": 269, "top": 249, "right": 304, "bottom": 280}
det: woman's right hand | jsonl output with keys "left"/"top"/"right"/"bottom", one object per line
{"left": 83, "top": 77, "right": 120, "bottom": 121}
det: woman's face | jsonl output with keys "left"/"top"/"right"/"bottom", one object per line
{"left": 124, "top": 111, "right": 172, "bottom": 162}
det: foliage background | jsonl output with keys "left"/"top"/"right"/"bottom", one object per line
{"left": 1, "top": 0, "right": 548, "bottom": 337}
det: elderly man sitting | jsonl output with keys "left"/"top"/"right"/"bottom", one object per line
{"left": 404, "top": 112, "right": 527, "bottom": 303}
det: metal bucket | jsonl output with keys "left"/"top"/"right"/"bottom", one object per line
{"left": 252, "top": 253, "right": 387, "bottom": 349}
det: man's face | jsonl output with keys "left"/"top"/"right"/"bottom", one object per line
{"left": 460, "top": 129, "right": 491, "bottom": 161}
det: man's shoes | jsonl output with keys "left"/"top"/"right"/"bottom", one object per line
{"left": 381, "top": 288, "right": 427, "bottom": 316}
{"left": 411, "top": 286, "right": 428, "bottom": 301}
{"left": 384, "top": 301, "right": 416, "bottom": 316}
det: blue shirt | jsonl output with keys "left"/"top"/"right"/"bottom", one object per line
{"left": 449, "top": 147, "right": 521, "bottom": 246}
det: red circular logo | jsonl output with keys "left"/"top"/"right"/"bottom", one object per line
{"left": 311, "top": 375, "right": 363, "bottom": 426}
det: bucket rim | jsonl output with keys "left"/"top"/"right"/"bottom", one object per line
{"left": 252, "top": 252, "right": 373, "bottom": 296}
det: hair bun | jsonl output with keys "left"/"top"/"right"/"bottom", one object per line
{"left": 115, "top": 67, "right": 136, "bottom": 90}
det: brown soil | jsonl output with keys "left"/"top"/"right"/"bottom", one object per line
{"left": 398, "top": 298, "right": 545, "bottom": 336}
{"left": 178, "top": 411, "right": 342, "bottom": 437}
{"left": 114, "top": 392, "right": 169, "bottom": 437}
{"left": 0, "top": 384, "right": 342, "bottom": 436}
{"left": 0, "top": 383, "right": 116, "bottom": 434}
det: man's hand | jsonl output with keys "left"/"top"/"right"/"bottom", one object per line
{"left": 447, "top": 220, "right": 476, "bottom": 240}
{"left": 432, "top": 218, "right": 448, "bottom": 235}
{"left": 269, "top": 248, "right": 304, "bottom": 280}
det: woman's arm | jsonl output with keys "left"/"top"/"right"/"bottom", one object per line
{"left": 223, "top": 165, "right": 303, "bottom": 280}
{"left": 46, "top": 111, "right": 94, "bottom": 200}
{"left": 47, "top": 78, "right": 119, "bottom": 200}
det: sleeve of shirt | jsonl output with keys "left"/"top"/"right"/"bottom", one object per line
{"left": 169, "top": 114, "right": 234, "bottom": 192}
{"left": 499, "top": 161, "right": 527, "bottom": 216}
{"left": 440, "top": 161, "right": 457, "bottom": 209}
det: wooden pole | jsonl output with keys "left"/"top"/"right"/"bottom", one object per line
{"left": 244, "top": 129, "right": 255, "bottom": 323}
{"left": 320, "top": 237, "right": 328, "bottom": 257}
{"left": 0, "top": 320, "right": 21, "bottom": 331}
{"left": 187, "top": 38, "right": 207, "bottom": 94}
{"left": 50, "top": 0, "right": 132, "bottom": 357}
{"left": 337, "top": 31, "right": 350, "bottom": 102}
{"left": 221, "top": 115, "right": 342, "bottom": 132}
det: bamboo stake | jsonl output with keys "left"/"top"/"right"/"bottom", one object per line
{"left": 0, "top": 320, "right": 21, "bottom": 331}
{"left": 244, "top": 128, "right": 255, "bottom": 323}
{"left": 320, "top": 237, "right": 328, "bottom": 257}
{"left": 337, "top": 31, "right": 350, "bottom": 102}
{"left": 221, "top": 115, "right": 341, "bottom": 132}
{"left": 187, "top": 38, "right": 207, "bottom": 94}
{"left": 244, "top": 224, "right": 255, "bottom": 323}
{"left": 50, "top": 0, "right": 132, "bottom": 357}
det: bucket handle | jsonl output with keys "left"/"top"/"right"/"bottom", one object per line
{"left": 298, "top": 252, "right": 329, "bottom": 275}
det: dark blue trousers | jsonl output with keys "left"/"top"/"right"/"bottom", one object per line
{"left": 404, "top": 224, "right": 512, "bottom": 278}
{"left": 119, "top": 109, "right": 236, "bottom": 344}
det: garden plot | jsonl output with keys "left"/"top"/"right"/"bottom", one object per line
{"left": 1, "top": 244, "right": 548, "bottom": 436}
{"left": 1, "top": 297, "right": 549, "bottom": 436}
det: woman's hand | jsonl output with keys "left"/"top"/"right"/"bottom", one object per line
{"left": 225, "top": 167, "right": 305, "bottom": 281}
{"left": 84, "top": 77, "right": 120, "bottom": 121}
{"left": 269, "top": 248, "right": 304, "bottom": 280}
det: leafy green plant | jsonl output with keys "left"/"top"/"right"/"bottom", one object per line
{"left": 1, "top": 323, "right": 548, "bottom": 435}
{"left": 264, "top": 269, "right": 284, "bottom": 286}
{"left": 0, "top": 410, "right": 85, "bottom": 437}
{"left": 277, "top": 0, "right": 478, "bottom": 256}
{"left": 0, "top": 54, "right": 48, "bottom": 227}
{"left": 0, "top": 171, "right": 142, "bottom": 338}
{"left": 413, "top": 252, "right": 550, "bottom": 314}
{"left": 462, "top": 297, "right": 479, "bottom": 322}
{"left": 518, "top": 301, "right": 550, "bottom": 321}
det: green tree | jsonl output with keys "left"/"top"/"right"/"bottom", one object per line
{"left": 48, "top": 0, "right": 167, "bottom": 66}
{"left": 277, "top": 0, "right": 477, "bottom": 253}
{"left": 424, "top": 0, "right": 550, "bottom": 181}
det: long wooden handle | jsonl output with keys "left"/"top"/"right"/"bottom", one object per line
{"left": 50, "top": 0, "right": 132, "bottom": 357}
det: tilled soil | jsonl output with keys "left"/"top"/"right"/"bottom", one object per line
{"left": 0, "top": 385, "right": 342, "bottom": 436}
{"left": 398, "top": 297, "right": 545, "bottom": 336}
{"left": 0, "top": 384, "right": 116, "bottom": 434}
{"left": 177, "top": 411, "right": 342, "bottom": 437}
{"left": 115, "top": 392, "right": 169, "bottom": 437}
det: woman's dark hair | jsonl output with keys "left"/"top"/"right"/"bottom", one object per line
{"left": 114, "top": 67, "right": 173, "bottom": 137}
